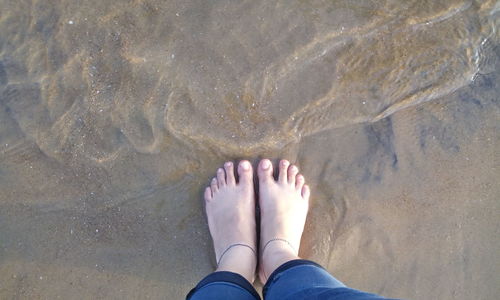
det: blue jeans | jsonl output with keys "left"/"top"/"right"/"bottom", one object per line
{"left": 187, "top": 260, "right": 397, "bottom": 299}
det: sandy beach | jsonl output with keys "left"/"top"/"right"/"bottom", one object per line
{"left": 0, "top": 0, "right": 499, "bottom": 298}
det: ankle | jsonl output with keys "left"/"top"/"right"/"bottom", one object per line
{"left": 216, "top": 246, "right": 257, "bottom": 283}
{"left": 261, "top": 243, "right": 299, "bottom": 280}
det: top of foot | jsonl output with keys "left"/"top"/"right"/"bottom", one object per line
{"left": 204, "top": 160, "right": 257, "bottom": 282}
{"left": 257, "top": 159, "right": 310, "bottom": 283}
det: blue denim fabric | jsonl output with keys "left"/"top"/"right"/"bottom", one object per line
{"left": 187, "top": 271, "right": 259, "bottom": 300}
{"left": 263, "top": 260, "right": 346, "bottom": 298}
{"left": 187, "top": 260, "right": 397, "bottom": 300}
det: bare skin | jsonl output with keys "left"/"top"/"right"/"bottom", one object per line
{"left": 204, "top": 159, "right": 310, "bottom": 285}
{"left": 204, "top": 160, "right": 257, "bottom": 283}
{"left": 257, "top": 159, "right": 310, "bottom": 284}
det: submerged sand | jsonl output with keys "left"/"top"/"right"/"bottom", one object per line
{"left": 0, "top": 0, "right": 499, "bottom": 299}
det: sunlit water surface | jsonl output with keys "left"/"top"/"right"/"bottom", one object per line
{"left": 0, "top": 0, "right": 498, "bottom": 299}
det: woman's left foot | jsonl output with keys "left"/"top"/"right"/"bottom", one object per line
{"left": 204, "top": 160, "right": 257, "bottom": 283}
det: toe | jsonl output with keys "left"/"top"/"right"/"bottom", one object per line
{"left": 302, "top": 184, "right": 311, "bottom": 200}
{"left": 237, "top": 160, "right": 253, "bottom": 185}
{"left": 278, "top": 159, "right": 289, "bottom": 183}
{"left": 258, "top": 159, "right": 274, "bottom": 183}
{"left": 217, "top": 168, "right": 226, "bottom": 187}
{"left": 204, "top": 186, "right": 212, "bottom": 201}
{"left": 288, "top": 165, "right": 298, "bottom": 185}
{"left": 224, "top": 161, "right": 236, "bottom": 185}
{"left": 211, "top": 177, "right": 218, "bottom": 193}
{"left": 296, "top": 174, "right": 305, "bottom": 191}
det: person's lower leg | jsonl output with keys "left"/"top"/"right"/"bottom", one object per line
{"left": 257, "top": 159, "right": 310, "bottom": 283}
{"left": 204, "top": 161, "right": 257, "bottom": 282}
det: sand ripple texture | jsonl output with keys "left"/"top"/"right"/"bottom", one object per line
{"left": 0, "top": 0, "right": 497, "bottom": 159}
{"left": 0, "top": 1, "right": 499, "bottom": 299}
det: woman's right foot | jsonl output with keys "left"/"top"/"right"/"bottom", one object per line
{"left": 257, "top": 159, "right": 311, "bottom": 284}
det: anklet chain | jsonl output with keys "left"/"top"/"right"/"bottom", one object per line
{"left": 217, "top": 243, "right": 257, "bottom": 266}
{"left": 261, "top": 238, "right": 296, "bottom": 256}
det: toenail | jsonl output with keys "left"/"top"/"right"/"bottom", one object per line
{"left": 291, "top": 166, "right": 298, "bottom": 172}
{"left": 218, "top": 168, "right": 223, "bottom": 173}
{"left": 282, "top": 160, "right": 289, "bottom": 167}
{"left": 225, "top": 162, "right": 232, "bottom": 167}
{"left": 241, "top": 161, "right": 250, "bottom": 170}
{"left": 262, "top": 160, "right": 271, "bottom": 169}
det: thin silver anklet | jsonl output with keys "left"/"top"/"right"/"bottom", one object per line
{"left": 261, "top": 238, "right": 296, "bottom": 256}
{"left": 217, "top": 243, "right": 257, "bottom": 266}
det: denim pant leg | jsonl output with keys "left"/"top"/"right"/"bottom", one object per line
{"left": 263, "top": 260, "right": 345, "bottom": 299}
{"left": 187, "top": 271, "right": 260, "bottom": 300}
{"left": 263, "top": 260, "right": 396, "bottom": 300}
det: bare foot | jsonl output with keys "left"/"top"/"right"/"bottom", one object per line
{"left": 257, "top": 159, "right": 310, "bottom": 284}
{"left": 204, "top": 160, "right": 257, "bottom": 283}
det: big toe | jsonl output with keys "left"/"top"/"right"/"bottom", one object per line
{"left": 258, "top": 159, "right": 274, "bottom": 183}
{"left": 237, "top": 160, "right": 253, "bottom": 185}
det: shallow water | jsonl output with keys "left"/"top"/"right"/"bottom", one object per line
{"left": 0, "top": 0, "right": 499, "bottom": 299}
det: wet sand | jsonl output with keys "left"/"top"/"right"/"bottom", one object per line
{"left": 0, "top": 0, "right": 499, "bottom": 299}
